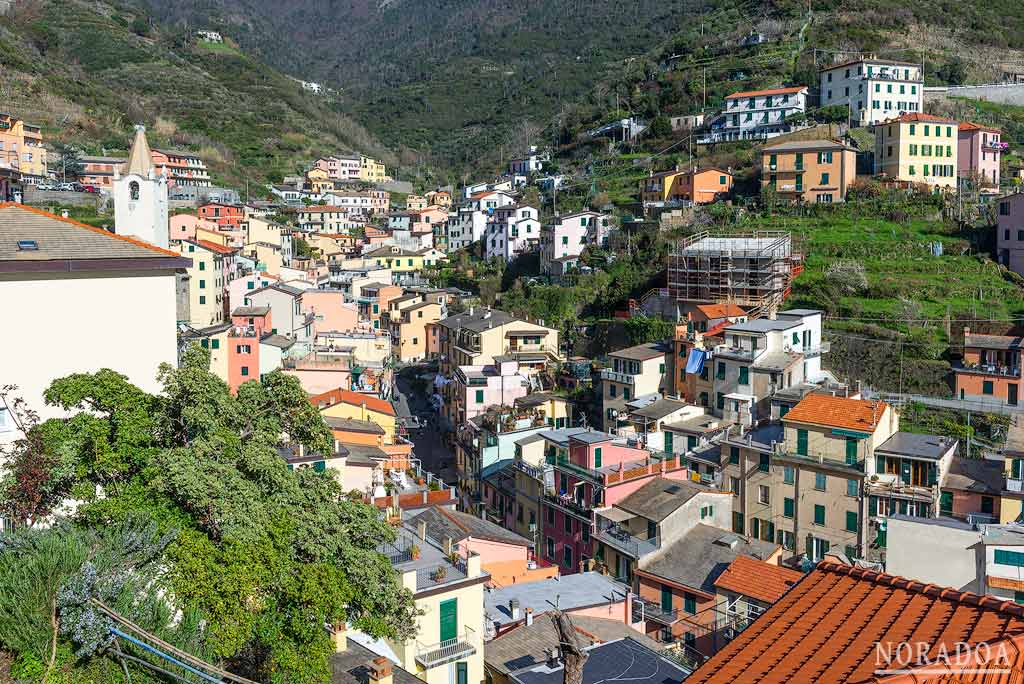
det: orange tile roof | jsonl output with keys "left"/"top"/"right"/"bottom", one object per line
{"left": 712, "top": 556, "right": 804, "bottom": 604}
{"left": 782, "top": 393, "right": 888, "bottom": 433}
{"left": 725, "top": 86, "right": 806, "bottom": 100}
{"left": 959, "top": 121, "right": 1001, "bottom": 133}
{"left": 696, "top": 303, "right": 746, "bottom": 319}
{"left": 301, "top": 206, "right": 352, "bottom": 213}
{"left": 688, "top": 560, "right": 1024, "bottom": 684}
{"left": 192, "top": 239, "right": 236, "bottom": 255}
{"left": 883, "top": 112, "right": 957, "bottom": 125}
{"left": 309, "top": 387, "right": 395, "bottom": 416}
{"left": 0, "top": 202, "right": 180, "bottom": 257}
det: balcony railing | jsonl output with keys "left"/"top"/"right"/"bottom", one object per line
{"left": 713, "top": 344, "right": 762, "bottom": 361}
{"left": 543, "top": 492, "right": 593, "bottom": 518}
{"left": 599, "top": 369, "right": 637, "bottom": 384}
{"left": 415, "top": 627, "right": 476, "bottom": 668}
{"left": 954, "top": 361, "right": 1021, "bottom": 378}
{"left": 595, "top": 518, "right": 660, "bottom": 559}
{"left": 512, "top": 459, "right": 547, "bottom": 481}
{"left": 1007, "top": 477, "right": 1024, "bottom": 493}
{"left": 633, "top": 597, "right": 682, "bottom": 625}
{"left": 797, "top": 342, "right": 830, "bottom": 358}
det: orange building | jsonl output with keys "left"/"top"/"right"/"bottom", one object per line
{"left": 954, "top": 327, "right": 1022, "bottom": 407}
{"left": 761, "top": 139, "right": 858, "bottom": 203}
{"left": 670, "top": 168, "right": 734, "bottom": 204}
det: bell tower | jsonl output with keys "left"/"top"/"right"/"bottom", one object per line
{"left": 113, "top": 124, "right": 168, "bottom": 248}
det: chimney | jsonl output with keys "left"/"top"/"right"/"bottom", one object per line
{"left": 444, "top": 537, "right": 454, "bottom": 555}
{"left": 625, "top": 590, "right": 633, "bottom": 625}
{"left": 417, "top": 520, "right": 427, "bottom": 541}
{"left": 510, "top": 598, "right": 521, "bottom": 621}
{"left": 525, "top": 607, "right": 534, "bottom": 626}
{"left": 369, "top": 657, "right": 393, "bottom": 684}
{"left": 331, "top": 623, "right": 347, "bottom": 653}
{"left": 546, "top": 648, "right": 560, "bottom": 668}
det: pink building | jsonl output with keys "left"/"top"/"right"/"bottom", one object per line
{"left": 314, "top": 156, "right": 360, "bottom": 181}
{"left": 301, "top": 289, "right": 359, "bottom": 336}
{"left": 229, "top": 271, "right": 278, "bottom": 312}
{"left": 996, "top": 192, "right": 1024, "bottom": 276}
{"left": 227, "top": 306, "right": 271, "bottom": 393}
{"left": 942, "top": 456, "right": 1001, "bottom": 521}
{"left": 959, "top": 122, "right": 1005, "bottom": 192}
{"left": 170, "top": 214, "right": 219, "bottom": 242}
{"left": 453, "top": 359, "right": 528, "bottom": 423}
{"left": 540, "top": 430, "right": 692, "bottom": 574}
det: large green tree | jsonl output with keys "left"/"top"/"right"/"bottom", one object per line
{"left": 0, "top": 347, "right": 416, "bottom": 683}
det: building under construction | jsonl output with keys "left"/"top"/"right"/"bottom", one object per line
{"left": 668, "top": 231, "right": 802, "bottom": 319}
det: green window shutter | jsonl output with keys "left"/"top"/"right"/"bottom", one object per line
{"left": 475, "top": 390, "right": 484, "bottom": 403}
{"left": 684, "top": 594, "right": 697, "bottom": 614}
{"left": 732, "top": 512, "right": 743, "bottom": 533}
{"left": 372, "top": 304, "right": 378, "bottom": 313}
{"left": 665, "top": 431, "right": 673, "bottom": 452}
{"left": 845, "top": 438, "right": 858, "bottom": 465}
{"left": 729, "top": 447, "right": 739, "bottom": 465}
{"left": 739, "top": 367, "right": 749, "bottom": 385}
{"left": 439, "top": 599, "right": 457, "bottom": 641}
{"left": 659, "top": 363, "right": 665, "bottom": 374}
{"left": 814, "top": 504, "right": 825, "bottom": 526}
{"left": 594, "top": 447, "right": 602, "bottom": 468}
{"left": 847, "top": 479, "right": 858, "bottom": 497}
{"left": 201, "top": 339, "right": 209, "bottom": 348}
{"left": 815, "top": 472, "right": 826, "bottom": 490}
{"left": 846, "top": 511, "right": 858, "bottom": 532}
{"left": 716, "top": 393, "right": 725, "bottom": 410}
{"left": 797, "top": 429, "right": 808, "bottom": 456}
{"left": 687, "top": 435, "right": 696, "bottom": 451}
{"left": 211, "top": 339, "right": 220, "bottom": 349}
{"left": 759, "top": 453, "right": 770, "bottom": 473}
{"left": 784, "top": 498, "right": 794, "bottom": 518}
{"left": 783, "top": 466, "right": 794, "bottom": 484}
{"left": 983, "top": 381, "right": 994, "bottom": 395}
{"left": 661, "top": 585, "right": 673, "bottom": 612}
{"left": 313, "top": 460, "right": 326, "bottom": 473}
{"left": 623, "top": 388, "right": 631, "bottom": 400}
{"left": 716, "top": 362, "right": 725, "bottom": 380}
{"left": 806, "top": 534, "right": 814, "bottom": 558}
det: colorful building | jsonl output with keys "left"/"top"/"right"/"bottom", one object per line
{"left": 819, "top": 58, "right": 923, "bottom": 126}
{"left": 761, "top": 140, "right": 858, "bottom": 203}
{"left": 671, "top": 168, "right": 734, "bottom": 204}
{"left": 958, "top": 121, "right": 1005, "bottom": 192}
{"left": 873, "top": 113, "right": 959, "bottom": 189}
{"left": 198, "top": 202, "right": 245, "bottom": 228}
{"left": 954, "top": 327, "right": 1023, "bottom": 406}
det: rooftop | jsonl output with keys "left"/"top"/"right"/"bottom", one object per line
{"left": 762, "top": 139, "right": 855, "bottom": 153}
{"left": 509, "top": 638, "right": 689, "bottom": 684}
{"left": 409, "top": 507, "right": 530, "bottom": 547}
{"left": 615, "top": 477, "right": 717, "bottom": 522}
{"left": 687, "top": 560, "right": 1024, "bottom": 684}
{"left": 629, "top": 398, "right": 689, "bottom": 421}
{"left": 725, "top": 85, "right": 806, "bottom": 99}
{"left": 485, "top": 573, "right": 630, "bottom": 627}
{"left": 638, "top": 524, "right": 778, "bottom": 594}
{"left": 875, "top": 431, "right": 958, "bottom": 461}
{"left": 944, "top": 455, "right": 1004, "bottom": 495}
{"left": 0, "top": 203, "right": 189, "bottom": 273}
{"left": 323, "top": 416, "right": 387, "bottom": 435}
{"left": 712, "top": 555, "right": 804, "bottom": 604}
{"left": 330, "top": 638, "right": 420, "bottom": 684}
{"left": 485, "top": 616, "right": 662, "bottom": 676}
{"left": 963, "top": 332, "right": 1024, "bottom": 350}
{"left": 783, "top": 394, "right": 888, "bottom": 433}
{"left": 310, "top": 387, "right": 396, "bottom": 416}
{"left": 232, "top": 305, "right": 271, "bottom": 317}
{"left": 695, "top": 302, "right": 746, "bottom": 319}
{"left": 726, "top": 318, "right": 800, "bottom": 333}
{"left": 609, "top": 342, "right": 667, "bottom": 362}
{"left": 438, "top": 308, "right": 520, "bottom": 333}
{"left": 885, "top": 112, "right": 958, "bottom": 125}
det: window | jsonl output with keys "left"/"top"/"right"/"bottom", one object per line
{"left": 564, "top": 513, "right": 572, "bottom": 534}
{"left": 738, "top": 366, "right": 749, "bottom": 385}
{"left": 546, "top": 506, "right": 555, "bottom": 525}
{"left": 732, "top": 512, "right": 744, "bottom": 533}
{"left": 996, "top": 549, "right": 1024, "bottom": 567}
{"left": 199, "top": 279, "right": 206, "bottom": 289}
{"left": 814, "top": 472, "right": 827, "bottom": 491}
{"left": 199, "top": 295, "right": 206, "bottom": 305}
{"left": 982, "top": 496, "right": 994, "bottom": 514}
{"left": 729, "top": 446, "right": 740, "bottom": 465}
{"left": 700, "top": 505, "right": 714, "bottom": 519}
{"left": 719, "top": 175, "right": 726, "bottom": 185}
{"left": 211, "top": 339, "right": 220, "bottom": 350}
{"left": 983, "top": 381, "right": 994, "bottom": 395}
{"left": 684, "top": 594, "right": 697, "bottom": 614}
{"left": 717, "top": 393, "right": 725, "bottom": 411}
{"left": 759, "top": 453, "right": 770, "bottom": 473}
{"left": 594, "top": 447, "right": 602, "bottom": 468}
{"left": 241, "top": 366, "right": 249, "bottom": 377}
{"left": 843, "top": 511, "right": 859, "bottom": 533}
{"left": 845, "top": 438, "right": 858, "bottom": 465}
{"left": 797, "top": 429, "right": 808, "bottom": 456}
{"left": 717, "top": 362, "right": 726, "bottom": 380}
{"left": 783, "top": 497, "right": 794, "bottom": 518}
{"left": 814, "top": 504, "right": 825, "bottom": 526}
{"left": 847, "top": 479, "right": 858, "bottom": 497}
{"left": 475, "top": 390, "right": 484, "bottom": 403}
{"left": 546, "top": 537, "right": 555, "bottom": 558}
{"left": 129, "top": 181, "right": 140, "bottom": 200}
{"left": 758, "top": 486, "right": 769, "bottom": 505}
{"left": 563, "top": 545, "right": 573, "bottom": 569}
{"left": 623, "top": 388, "right": 631, "bottom": 401}
{"left": 609, "top": 385, "right": 617, "bottom": 399}
{"left": 783, "top": 466, "right": 794, "bottom": 484}
{"left": 730, "top": 476, "right": 740, "bottom": 496}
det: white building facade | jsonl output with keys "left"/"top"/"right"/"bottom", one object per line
{"left": 819, "top": 58, "right": 923, "bottom": 126}
{"left": 711, "top": 86, "right": 808, "bottom": 142}
{"left": 483, "top": 204, "right": 541, "bottom": 261}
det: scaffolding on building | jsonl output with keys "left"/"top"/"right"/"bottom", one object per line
{"left": 668, "top": 231, "right": 801, "bottom": 319}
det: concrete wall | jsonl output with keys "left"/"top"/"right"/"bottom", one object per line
{"left": 23, "top": 188, "right": 105, "bottom": 209}
{"left": 926, "top": 83, "right": 1024, "bottom": 107}
{"left": 885, "top": 517, "right": 981, "bottom": 592}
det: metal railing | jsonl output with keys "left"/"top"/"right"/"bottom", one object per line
{"left": 712, "top": 344, "right": 763, "bottom": 361}
{"left": 633, "top": 597, "right": 682, "bottom": 625}
{"left": 599, "top": 369, "right": 637, "bottom": 384}
{"left": 595, "top": 518, "right": 660, "bottom": 559}
{"left": 512, "top": 459, "right": 547, "bottom": 481}
{"left": 953, "top": 362, "right": 1021, "bottom": 378}
{"left": 543, "top": 492, "right": 593, "bottom": 518}
{"left": 415, "top": 627, "right": 476, "bottom": 668}
{"left": 1007, "top": 477, "right": 1024, "bottom": 493}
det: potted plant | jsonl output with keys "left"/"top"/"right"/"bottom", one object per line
{"left": 430, "top": 566, "right": 447, "bottom": 583}
{"left": 411, "top": 544, "right": 421, "bottom": 560}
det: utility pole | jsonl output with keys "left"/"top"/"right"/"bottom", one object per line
{"left": 703, "top": 68, "right": 707, "bottom": 109}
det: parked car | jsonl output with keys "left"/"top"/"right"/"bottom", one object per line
{"left": 36, "top": 181, "right": 56, "bottom": 191}
{"left": 56, "top": 182, "right": 75, "bottom": 191}
{"left": 80, "top": 185, "right": 99, "bottom": 193}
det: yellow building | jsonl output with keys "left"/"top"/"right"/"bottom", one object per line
{"left": 390, "top": 300, "right": 443, "bottom": 362}
{"left": 874, "top": 113, "right": 959, "bottom": 190}
{"left": 311, "top": 387, "right": 397, "bottom": 440}
{"left": 385, "top": 523, "right": 486, "bottom": 684}
{"left": 0, "top": 115, "right": 46, "bottom": 178}
{"left": 360, "top": 155, "right": 388, "bottom": 184}
{"left": 184, "top": 323, "right": 230, "bottom": 381}
{"left": 175, "top": 239, "right": 230, "bottom": 327}
{"left": 366, "top": 245, "right": 427, "bottom": 274}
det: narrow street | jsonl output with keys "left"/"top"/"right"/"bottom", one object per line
{"left": 393, "top": 364, "right": 458, "bottom": 483}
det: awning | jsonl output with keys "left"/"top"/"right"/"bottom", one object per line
{"left": 685, "top": 348, "right": 706, "bottom": 375}
{"left": 598, "top": 508, "right": 635, "bottom": 523}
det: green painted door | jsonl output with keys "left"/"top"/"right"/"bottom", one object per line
{"left": 439, "top": 598, "right": 457, "bottom": 642}
{"left": 456, "top": 662, "right": 468, "bottom": 684}
{"left": 661, "top": 585, "right": 673, "bottom": 612}
{"left": 664, "top": 431, "right": 673, "bottom": 452}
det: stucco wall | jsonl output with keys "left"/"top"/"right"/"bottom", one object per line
{"left": 885, "top": 517, "right": 981, "bottom": 592}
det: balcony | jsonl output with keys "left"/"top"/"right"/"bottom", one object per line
{"left": 543, "top": 491, "right": 594, "bottom": 518}
{"left": 953, "top": 361, "right": 1021, "bottom": 379}
{"left": 599, "top": 369, "right": 637, "bottom": 384}
{"left": 415, "top": 627, "right": 476, "bottom": 669}
{"left": 713, "top": 344, "right": 762, "bottom": 361}
{"left": 1007, "top": 477, "right": 1024, "bottom": 494}
{"left": 795, "top": 342, "right": 830, "bottom": 358}
{"left": 633, "top": 597, "right": 682, "bottom": 625}
{"left": 595, "top": 518, "right": 660, "bottom": 559}
{"left": 512, "top": 459, "right": 547, "bottom": 481}
{"left": 984, "top": 141, "right": 1009, "bottom": 152}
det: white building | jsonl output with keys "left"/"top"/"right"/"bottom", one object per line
{"left": 483, "top": 204, "right": 541, "bottom": 262}
{"left": 445, "top": 190, "right": 516, "bottom": 253}
{"left": 707, "top": 86, "right": 808, "bottom": 142}
{"left": 819, "top": 58, "right": 923, "bottom": 127}
{"left": 114, "top": 125, "right": 169, "bottom": 249}
{"left": 508, "top": 147, "right": 547, "bottom": 176}
{"left": 0, "top": 203, "right": 188, "bottom": 443}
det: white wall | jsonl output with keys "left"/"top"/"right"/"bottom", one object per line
{"left": 885, "top": 517, "right": 981, "bottom": 592}
{"left": 0, "top": 270, "right": 179, "bottom": 443}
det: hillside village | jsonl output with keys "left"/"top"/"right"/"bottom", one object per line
{"left": 10, "top": 7, "right": 1024, "bottom": 684}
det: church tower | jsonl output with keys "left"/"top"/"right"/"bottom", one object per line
{"left": 114, "top": 125, "right": 168, "bottom": 249}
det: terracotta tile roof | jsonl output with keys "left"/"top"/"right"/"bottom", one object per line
{"left": 725, "top": 86, "right": 806, "bottom": 99}
{"left": 782, "top": 393, "right": 888, "bottom": 433}
{"left": 309, "top": 387, "right": 396, "bottom": 416}
{"left": 192, "top": 239, "right": 236, "bottom": 255}
{"left": 884, "top": 112, "right": 958, "bottom": 125}
{"left": 696, "top": 303, "right": 746, "bottom": 319}
{"left": 712, "top": 556, "right": 804, "bottom": 604}
{"left": 300, "top": 206, "right": 353, "bottom": 213}
{"left": 959, "top": 121, "right": 1001, "bottom": 133}
{"left": 688, "top": 560, "right": 1024, "bottom": 684}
